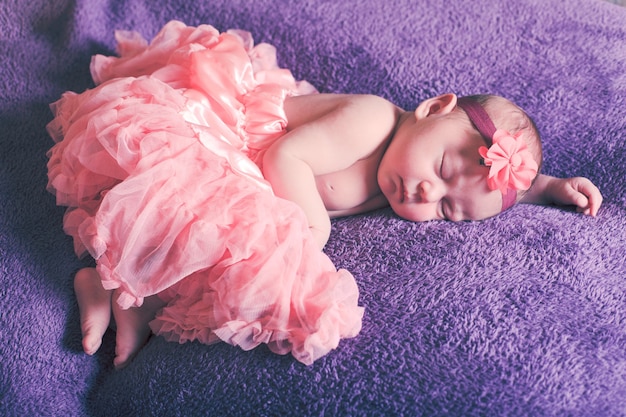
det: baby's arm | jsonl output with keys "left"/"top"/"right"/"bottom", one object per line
{"left": 520, "top": 174, "right": 603, "bottom": 216}
{"left": 263, "top": 140, "right": 332, "bottom": 248}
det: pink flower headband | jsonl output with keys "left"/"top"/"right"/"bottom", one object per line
{"left": 456, "top": 97, "right": 539, "bottom": 212}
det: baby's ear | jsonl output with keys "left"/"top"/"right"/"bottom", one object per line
{"left": 414, "top": 93, "right": 457, "bottom": 119}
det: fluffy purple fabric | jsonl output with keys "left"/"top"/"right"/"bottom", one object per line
{"left": 1, "top": 0, "right": 625, "bottom": 415}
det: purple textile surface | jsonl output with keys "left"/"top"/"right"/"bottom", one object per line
{"left": 1, "top": 0, "right": 625, "bottom": 416}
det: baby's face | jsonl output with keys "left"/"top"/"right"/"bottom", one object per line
{"left": 377, "top": 111, "right": 503, "bottom": 222}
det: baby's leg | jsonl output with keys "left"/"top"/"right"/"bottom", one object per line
{"left": 112, "top": 292, "right": 166, "bottom": 369}
{"left": 74, "top": 268, "right": 112, "bottom": 355}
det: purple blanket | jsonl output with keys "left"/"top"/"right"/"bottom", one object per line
{"left": 2, "top": 0, "right": 625, "bottom": 415}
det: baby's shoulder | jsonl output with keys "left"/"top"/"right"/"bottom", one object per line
{"left": 283, "top": 93, "right": 400, "bottom": 152}
{"left": 285, "top": 93, "right": 398, "bottom": 127}
{"left": 343, "top": 94, "right": 399, "bottom": 119}
{"left": 341, "top": 94, "right": 400, "bottom": 141}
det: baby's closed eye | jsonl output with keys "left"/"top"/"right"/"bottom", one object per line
{"left": 439, "top": 153, "right": 450, "bottom": 181}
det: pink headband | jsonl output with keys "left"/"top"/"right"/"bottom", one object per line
{"left": 456, "top": 97, "right": 538, "bottom": 212}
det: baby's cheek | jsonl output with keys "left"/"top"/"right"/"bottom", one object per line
{"left": 392, "top": 204, "right": 436, "bottom": 222}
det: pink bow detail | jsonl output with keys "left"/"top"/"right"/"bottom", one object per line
{"left": 478, "top": 129, "right": 539, "bottom": 195}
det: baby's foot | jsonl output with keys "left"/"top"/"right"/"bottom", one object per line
{"left": 111, "top": 292, "right": 165, "bottom": 369}
{"left": 74, "top": 268, "right": 112, "bottom": 355}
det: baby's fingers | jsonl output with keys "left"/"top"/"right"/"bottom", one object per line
{"left": 573, "top": 194, "right": 591, "bottom": 215}
{"left": 573, "top": 177, "right": 603, "bottom": 216}
{"left": 587, "top": 189, "right": 603, "bottom": 216}
{"left": 575, "top": 204, "right": 591, "bottom": 216}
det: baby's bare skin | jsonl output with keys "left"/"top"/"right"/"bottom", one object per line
{"left": 74, "top": 268, "right": 165, "bottom": 369}
{"left": 74, "top": 268, "right": 111, "bottom": 355}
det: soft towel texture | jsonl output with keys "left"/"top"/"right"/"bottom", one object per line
{"left": 1, "top": 0, "right": 625, "bottom": 416}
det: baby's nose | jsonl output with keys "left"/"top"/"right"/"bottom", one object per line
{"left": 417, "top": 180, "right": 444, "bottom": 203}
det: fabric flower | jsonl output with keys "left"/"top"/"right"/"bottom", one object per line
{"left": 478, "top": 129, "right": 539, "bottom": 195}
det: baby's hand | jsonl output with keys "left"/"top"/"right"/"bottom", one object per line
{"left": 547, "top": 176, "right": 603, "bottom": 216}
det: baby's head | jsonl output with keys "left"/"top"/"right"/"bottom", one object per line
{"left": 377, "top": 93, "right": 542, "bottom": 222}
{"left": 455, "top": 94, "right": 543, "bottom": 208}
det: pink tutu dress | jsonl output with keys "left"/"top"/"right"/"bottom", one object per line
{"left": 46, "top": 20, "right": 363, "bottom": 365}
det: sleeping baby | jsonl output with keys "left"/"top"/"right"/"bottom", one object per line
{"left": 47, "top": 21, "right": 601, "bottom": 367}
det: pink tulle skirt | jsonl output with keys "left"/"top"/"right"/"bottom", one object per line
{"left": 46, "top": 20, "right": 363, "bottom": 365}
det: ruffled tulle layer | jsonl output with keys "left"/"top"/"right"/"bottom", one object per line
{"left": 46, "top": 21, "right": 363, "bottom": 365}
